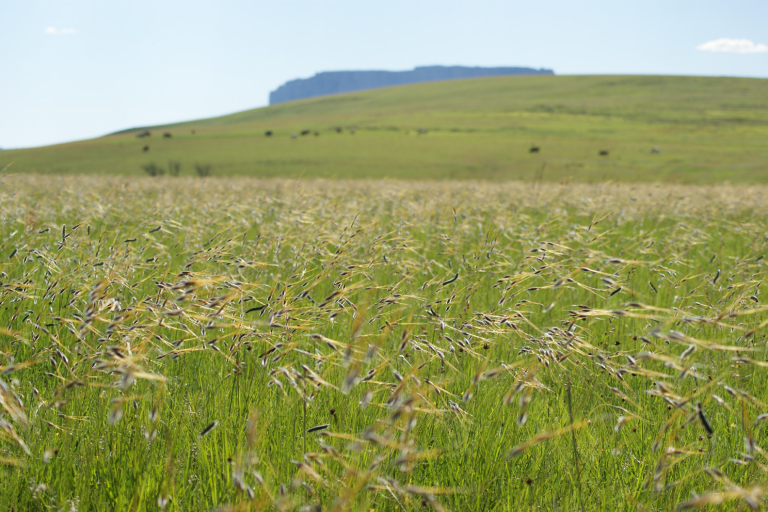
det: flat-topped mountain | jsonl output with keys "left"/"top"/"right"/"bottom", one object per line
{"left": 268, "top": 65, "right": 554, "bottom": 104}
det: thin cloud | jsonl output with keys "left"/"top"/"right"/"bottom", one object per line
{"left": 44, "top": 27, "right": 77, "bottom": 35}
{"left": 696, "top": 38, "right": 767, "bottom": 54}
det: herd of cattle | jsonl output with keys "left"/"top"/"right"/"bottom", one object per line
{"left": 135, "top": 129, "right": 661, "bottom": 156}
{"left": 136, "top": 130, "right": 176, "bottom": 152}
{"left": 530, "top": 145, "right": 660, "bottom": 156}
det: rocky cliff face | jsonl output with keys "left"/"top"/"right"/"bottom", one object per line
{"left": 269, "top": 65, "right": 554, "bottom": 104}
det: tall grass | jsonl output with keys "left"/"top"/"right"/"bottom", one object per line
{"left": 1, "top": 174, "right": 768, "bottom": 510}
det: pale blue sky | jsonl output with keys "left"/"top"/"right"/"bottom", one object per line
{"left": 2, "top": 1, "right": 767, "bottom": 149}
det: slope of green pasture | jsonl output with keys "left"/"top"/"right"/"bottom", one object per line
{"left": 3, "top": 75, "right": 768, "bottom": 182}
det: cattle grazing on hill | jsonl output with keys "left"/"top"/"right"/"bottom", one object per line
{"left": 651, "top": 147, "right": 660, "bottom": 154}
{"left": 529, "top": 146, "right": 540, "bottom": 153}
{"left": 599, "top": 150, "right": 609, "bottom": 156}
{"left": 291, "top": 133, "right": 298, "bottom": 139}
{"left": 300, "top": 130, "right": 311, "bottom": 136}
{"left": 417, "top": 128, "right": 428, "bottom": 135}
{"left": 265, "top": 130, "right": 273, "bottom": 136}
{"left": 136, "top": 130, "right": 151, "bottom": 138}
{"left": 143, "top": 145, "right": 149, "bottom": 152}
{"left": 334, "top": 126, "right": 342, "bottom": 133}
{"left": 163, "top": 132, "right": 172, "bottom": 139}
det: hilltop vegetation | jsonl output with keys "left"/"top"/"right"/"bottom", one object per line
{"left": 3, "top": 75, "right": 768, "bottom": 182}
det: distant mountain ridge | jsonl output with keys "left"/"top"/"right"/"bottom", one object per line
{"left": 269, "top": 65, "right": 554, "bottom": 104}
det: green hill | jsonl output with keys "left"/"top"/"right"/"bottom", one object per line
{"left": 4, "top": 75, "right": 768, "bottom": 182}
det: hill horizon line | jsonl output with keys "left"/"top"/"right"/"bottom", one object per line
{"left": 3, "top": 73, "right": 766, "bottom": 151}
{"left": 103, "top": 72, "right": 767, "bottom": 140}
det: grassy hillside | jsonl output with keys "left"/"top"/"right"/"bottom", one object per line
{"left": 3, "top": 75, "right": 768, "bottom": 182}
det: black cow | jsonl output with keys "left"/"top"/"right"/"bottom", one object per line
{"left": 300, "top": 129, "right": 311, "bottom": 136}
{"left": 163, "top": 132, "right": 172, "bottom": 139}
{"left": 136, "top": 130, "right": 151, "bottom": 138}
{"left": 265, "top": 130, "right": 273, "bottom": 137}
{"left": 143, "top": 145, "right": 149, "bottom": 152}
{"left": 599, "top": 150, "right": 609, "bottom": 156}
{"left": 334, "top": 126, "right": 342, "bottom": 133}
{"left": 529, "top": 146, "right": 540, "bottom": 153}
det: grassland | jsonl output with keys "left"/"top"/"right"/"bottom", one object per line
{"left": 3, "top": 75, "right": 768, "bottom": 182}
{"left": 2, "top": 173, "right": 768, "bottom": 510}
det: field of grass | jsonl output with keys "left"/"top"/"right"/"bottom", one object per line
{"left": 2, "top": 173, "right": 768, "bottom": 510}
{"left": 3, "top": 75, "right": 768, "bottom": 182}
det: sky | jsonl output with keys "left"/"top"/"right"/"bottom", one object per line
{"left": 1, "top": 1, "right": 767, "bottom": 149}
